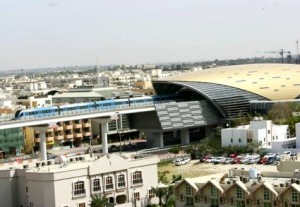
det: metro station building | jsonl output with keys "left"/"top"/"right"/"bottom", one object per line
{"left": 142, "top": 64, "right": 300, "bottom": 147}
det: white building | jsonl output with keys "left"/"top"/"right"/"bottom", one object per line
{"left": 221, "top": 119, "right": 290, "bottom": 149}
{"left": 0, "top": 153, "right": 159, "bottom": 207}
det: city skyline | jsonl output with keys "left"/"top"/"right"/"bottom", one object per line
{"left": 1, "top": 0, "right": 300, "bottom": 70}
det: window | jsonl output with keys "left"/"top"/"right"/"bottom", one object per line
{"left": 93, "top": 179, "right": 101, "bottom": 192}
{"left": 134, "top": 192, "right": 140, "bottom": 200}
{"left": 186, "top": 183, "right": 192, "bottom": 195}
{"left": 185, "top": 197, "right": 194, "bottom": 206}
{"left": 148, "top": 189, "right": 155, "bottom": 198}
{"left": 118, "top": 174, "right": 126, "bottom": 188}
{"left": 237, "top": 200, "right": 245, "bottom": 207}
{"left": 78, "top": 203, "right": 85, "bottom": 207}
{"left": 263, "top": 202, "right": 272, "bottom": 207}
{"left": 236, "top": 186, "right": 243, "bottom": 199}
{"left": 210, "top": 198, "right": 218, "bottom": 207}
{"left": 73, "top": 181, "right": 85, "bottom": 196}
{"left": 238, "top": 138, "right": 241, "bottom": 143}
{"left": 263, "top": 187, "right": 270, "bottom": 200}
{"left": 105, "top": 176, "right": 114, "bottom": 190}
{"left": 268, "top": 130, "right": 270, "bottom": 134}
{"left": 132, "top": 171, "right": 143, "bottom": 185}
{"left": 210, "top": 186, "right": 217, "bottom": 197}
{"left": 292, "top": 189, "right": 298, "bottom": 202}
{"left": 231, "top": 138, "right": 233, "bottom": 143}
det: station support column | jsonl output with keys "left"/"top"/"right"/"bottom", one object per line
{"left": 145, "top": 131, "right": 164, "bottom": 148}
{"left": 93, "top": 114, "right": 119, "bottom": 154}
{"left": 181, "top": 128, "right": 190, "bottom": 145}
{"left": 30, "top": 124, "right": 56, "bottom": 161}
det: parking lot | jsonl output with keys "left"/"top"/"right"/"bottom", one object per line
{"left": 158, "top": 158, "right": 278, "bottom": 180}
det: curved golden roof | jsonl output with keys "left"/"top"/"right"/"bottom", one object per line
{"left": 162, "top": 64, "right": 300, "bottom": 100}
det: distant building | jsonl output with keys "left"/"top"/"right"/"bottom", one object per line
{"left": 221, "top": 119, "right": 292, "bottom": 150}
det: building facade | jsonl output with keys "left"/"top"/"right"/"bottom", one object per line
{"left": 174, "top": 167, "right": 300, "bottom": 207}
{"left": 0, "top": 153, "right": 159, "bottom": 207}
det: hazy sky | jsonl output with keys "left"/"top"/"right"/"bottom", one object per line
{"left": 1, "top": 0, "right": 300, "bottom": 70}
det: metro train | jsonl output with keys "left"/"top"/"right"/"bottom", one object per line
{"left": 14, "top": 95, "right": 174, "bottom": 120}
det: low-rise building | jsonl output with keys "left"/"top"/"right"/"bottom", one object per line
{"left": 221, "top": 119, "right": 290, "bottom": 149}
{"left": 0, "top": 153, "right": 159, "bottom": 207}
{"left": 174, "top": 166, "right": 300, "bottom": 207}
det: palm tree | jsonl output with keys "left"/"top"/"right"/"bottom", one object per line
{"left": 152, "top": 186, "right": 166, "bottom": 206}
{"left": 89, "top": 194, "right": 108, "bottom": 207}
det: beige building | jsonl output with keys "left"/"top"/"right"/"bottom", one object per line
{"left": 174, "top": 165, "right": 300, "bottom": 207}
{"left": 24, "top": 119, "right": 92, "bottom": 153}
{"left": 0, "top": 153, "right": 159, "bottom": 207}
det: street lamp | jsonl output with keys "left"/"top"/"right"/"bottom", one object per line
{"left": 116, "top": 112, "right": 122, "bottom": 154}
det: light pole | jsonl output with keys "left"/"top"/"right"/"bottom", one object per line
{"left": 116, "top": 112, "right": 122, "bottom": 154}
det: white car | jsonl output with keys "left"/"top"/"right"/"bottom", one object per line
{"left": 175, "top": 159, "right": 186, "bottom": 166}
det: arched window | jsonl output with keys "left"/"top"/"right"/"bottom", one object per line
{"left": 118, "top": 174, "right": 126, "bottom": 188}
{"left": 105, "top": 176, "right": 114, "bottom": 190}
{"left": 93, "top": 178, "right": 101, "bottom": 192}
{"left": 132, "top": 171, "right": 143, "bottom": 185}
{"left": 73, "top": 181, "right": 85, "bottom": 195}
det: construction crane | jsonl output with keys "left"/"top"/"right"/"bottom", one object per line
{"left": 264, "top": 49, "right": 291, "bottom": 63}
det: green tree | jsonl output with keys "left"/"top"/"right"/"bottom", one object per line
{"left": 158, "top": 171, "right": 169, "bottom": 184}
{"left": 168, "top": 146, "right": 181, "bottom": 156}
{"left": 267, "top": 103, "right": 292, "bottom": 124}
{"left": 89, "top": 194, "right": 108, "bottom": 207}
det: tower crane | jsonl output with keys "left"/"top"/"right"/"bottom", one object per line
{"left": 264, "top": 49, "right": 291, "bottom": 63}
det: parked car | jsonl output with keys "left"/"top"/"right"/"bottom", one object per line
{"left": 231, "top": 157, "right": 241, "bottom": 164}
{"left": 265, "top": 157, "right": 276, "bottom": 165}
{"left": 257, "top": 157, "right": 267, "bottom": 164}
{"left": 182, "top": 156, "right": 191, "bottom": 164}
{"left": 264, "top": 153, "right": 276, "bottom": 159}
{"left": 201, "top": 156, "right": 211, "bottom": 163}
{"left": 229, "top": 153, "right": 238, "bottom": 158}
{"left": 240, "top": 158, "right": 250, "bottom": 164}
{"left": 175, "top": 159, "right": 186, "bottom": 166}
{"left": 221, "top": 158, "right": 233, "bottom": 164}
{"left": 246, "top": 157, "right": 260, "bottom": 164}
{"left": 205, "top": 157, "right": 214, "bottom": 163}
{"left": 212, "top": 157, "right": 225, "bottom": 164}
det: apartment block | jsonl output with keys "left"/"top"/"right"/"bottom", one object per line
{"left": 24, "top": 119, "right": 92, "bottom": 153}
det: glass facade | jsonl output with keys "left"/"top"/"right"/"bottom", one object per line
{"left": 0, "top": 128, "right": 24, "bottom": 155}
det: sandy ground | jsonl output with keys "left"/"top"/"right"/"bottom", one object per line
{"left": 158, "top": 160, "right": 278, "bottom": 181}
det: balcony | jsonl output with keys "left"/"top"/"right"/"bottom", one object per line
{"left": 54, "top": 126, "right": 63, "bottom": 131}
{"left": 73, "top": 123, "right": 82, "bottom": 128}
{"left": 46, "top": 137, "right": 54, "bottom": 142}
{"left": 64, "top": 125, "right": 73, "bottom": 130}
{"left": 74, "top": 133, "right": 83, "bottom": 139}
{"left": 83, "top": 131, "right": 92, "bottom": 137}
{"left": 64, "top": 134, "right": 74, "bottom": 140}
{"left": 82, "top": 122, "right": 91, "bottom": 127}
{"left": 54, "top": 135, "right": 64, "bottom": 141}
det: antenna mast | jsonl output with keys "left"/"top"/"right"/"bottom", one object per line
{"left": 297, "top": 40, "right": 299, "bottom": 57}
{"left": 97, "top": 57, "right": 100, "bottom": 85}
